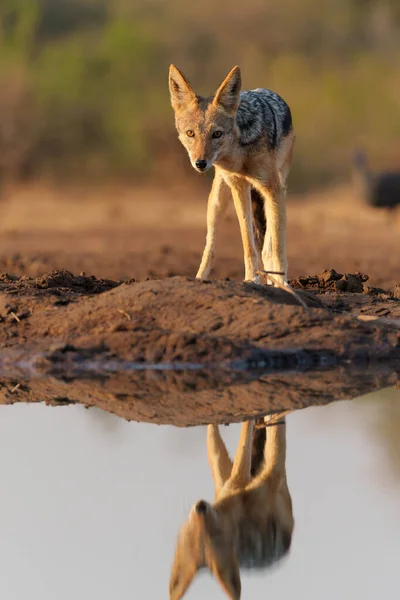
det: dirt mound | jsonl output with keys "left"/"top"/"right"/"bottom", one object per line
{"left": 289, "top": 269, "right": 400, "bottom": 320}
{"left": 0, "top": 269, "right": 120, "bottom": 297}
{"left": 0, "top": 272, "right": 398, "bottom": 367}
{"left": 291, "top": 269, "right": 400, "bottom": 300}
{"left": 292, "top": 269, "right": 370, "bottom": 293}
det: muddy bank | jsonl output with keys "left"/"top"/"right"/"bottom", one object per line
{"left": 0, "top": 270, "right": 399, "bottom": 364}
{"left": 0, "top": 362, "right": 398, "bottom": 426}
{"left": 0, "top": 269, "right": 398, "bottom": 424}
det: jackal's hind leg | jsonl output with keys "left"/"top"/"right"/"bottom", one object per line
{"left": 257, "top": 181, "right": 287, "bottom": 286}
{"left": 276, "top": 130, "right": 295, "bottom": 191}
{"left": 260, "top": 416, "right": 287, "bottom": 481}
{"left": 262, "top": 229, "right": 274, "bottom": 285}
{"left": 257, "top": 133, "right": 294, "bottom": 287}
{"left": 263, "top": 413, "right": 294, "bottom": 524}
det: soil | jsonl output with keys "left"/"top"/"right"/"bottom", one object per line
{"left": 0, "top": 271, "right": 399, "bottom": 425}
{"left": 0, "top": 182, "right": 399, "bottom": 288}
{"left": 0, "top": 182, "right": 399, "bottom": 425}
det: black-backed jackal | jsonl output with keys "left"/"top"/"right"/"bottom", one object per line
{"left": 169, "top": 65, "right": 295, "bottom": 285}
{"left": 169, "top": 415, "right": 294, "bottom": 600}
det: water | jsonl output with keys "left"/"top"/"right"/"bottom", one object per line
{"left": 0, "top": 367, "right": 399, "bottom": 599}
{"left": 1, "top": 350, "right": 398, "bottom": 425}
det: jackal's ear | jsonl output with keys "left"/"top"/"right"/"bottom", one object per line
{"left": 213, "top": 66, "right": 241, "bottom": 115}
{"left": 169, "top": 64, "right": 197, "bottom": 111}
{"left": 169, "top": 548, "right": 197, "bottom": 600}
{"left": 209, "top": 550, "right": 241, "bottom": 600}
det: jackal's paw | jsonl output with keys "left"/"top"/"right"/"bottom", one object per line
{"left": 244, "top": 274, "right": 261, "bottom": 285}
{"left": 196, "top": 272, "right": 210, "bottom": 282}
{"left": 271, "top": 275, "right": 287, "bottom": 287}
{"left": 262, "top": 410, "right": 290, "bottom": 426}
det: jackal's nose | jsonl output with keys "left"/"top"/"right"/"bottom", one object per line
{"left": 195, "top": 500, "right": 208, "bottom": 514}
{"left": 195, "top": 159, "right": 208, "bottom": 172}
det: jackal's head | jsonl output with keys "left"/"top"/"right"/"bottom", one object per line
{"left": 168, "top": 65, "right": 241, "bottom": 172}
{"left": 169, "top": 500, "right": 241, "bottom": 600}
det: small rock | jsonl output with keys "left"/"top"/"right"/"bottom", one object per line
{"left": 298, "top": 277, "right": 309, "bottom": 287}
{"left": 112, "top": 323, "right": 128, "bottom": 332}
{"left": 320, "top": 268, "right": 342, "bottom": 283}
{"left": 363, "top": 284, "right": 387, "bottom": 295}
{"left": 17, "top": 311, "right": 30, "bottom": 321}
{"left": 52, "top": 397, "right": 76, "bottom": 406}
{"left": 0, "top": 273, "right": 18, "bottom": 282}
{"left": 393, "top": 284, "right": 400, "bottom": 299}
{"left": 335, "top": 274, "right": 363, "bottom": 293}
{"left": 345, "top": 274, "right": 364, "bottom": 293}
{"left": 354, "top": 272, "right": 369, "bottom": 282}
{"left": 53, "top": 298, "right": 70, "bottom": 306}
{"left": 335, "top": 278, "right": 347, "bottom": 291}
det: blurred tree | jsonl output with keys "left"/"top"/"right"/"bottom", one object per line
{"left": 0, "top": 0, "right": 399, "bottom": 187}
{"left": 38, "top": 0, "right": 108, "bottom": 40}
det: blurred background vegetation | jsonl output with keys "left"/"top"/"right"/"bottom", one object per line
{"left": 0, "top": 0, "right": 400, "bottom": 191}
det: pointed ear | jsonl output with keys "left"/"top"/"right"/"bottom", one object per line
{"left": 169, "top": 545, "right": 197, "bottom": 600}
{"left": 209, "top": 550, "right": 241, "bottom": 600}
{"left": 212, "top": 66, "right": 241, "bottom": 115}
{"left": 169, "top": 64, "right": 197, "bottom": 112}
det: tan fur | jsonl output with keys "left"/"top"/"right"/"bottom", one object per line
{"left": 169, "top": 64, "right": 295, "bottom": 284}
{"left": 169, "top": 415, "right": 294, "bottom": 600}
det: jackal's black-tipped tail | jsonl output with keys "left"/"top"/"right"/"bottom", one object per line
{"left": 251, "top": 188, "right": 266, "bottom": 256}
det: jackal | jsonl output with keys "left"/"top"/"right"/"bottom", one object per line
{"left": 169, "top": 65, "right": 295, "bottom": 285}
{"left": 169, "top": 415, "right": 294, "bottom": 600}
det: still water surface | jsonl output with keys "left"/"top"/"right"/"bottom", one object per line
{"left": 0, "top": 385, "right": 399, "bottom": 599}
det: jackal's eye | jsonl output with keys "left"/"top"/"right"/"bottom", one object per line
{"left": 212, "top": 130, "right": 223, "bottom": 139}
{"left": 186, "top": 130, "right": 195, "bottom": 137}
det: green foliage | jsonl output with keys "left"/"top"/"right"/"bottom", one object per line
{"left": 0, "top": 0, "right": 399, "bottom": 187}
{"left": 0, "top": 0, "right": 39, "bottom": 60}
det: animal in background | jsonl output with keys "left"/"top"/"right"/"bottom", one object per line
{"left": 353, "top": 149, "right": 400, "bottom": 211}
{"left": 168, "top": 65, "right": 295, "bottom": 285}
{"left": 169, "top": 414, "right": 294, "bottom": 600}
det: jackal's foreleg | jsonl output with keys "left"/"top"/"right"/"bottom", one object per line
{"left": 196, "top": 171, "right": 230, "bottom": 280}
{"left": 259, "top": 131, "right": 294, "bottom": 287}
{"left": 230, "top": 420, "right": 255, "bottom": 486}
{"left": 207, "top": 424, "right": 233, "bottom": 498}
{"left": 229, "top": 178, "right": 259, "bottom": 283}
